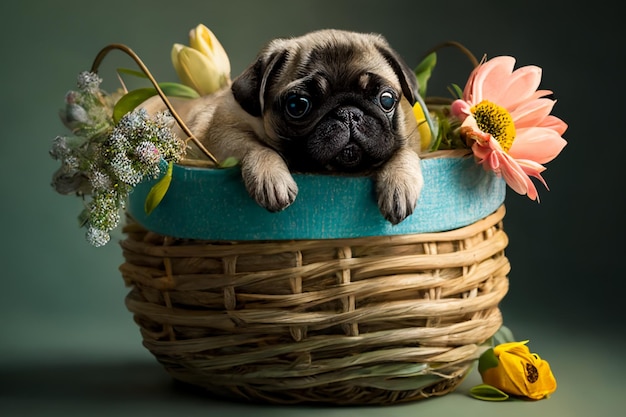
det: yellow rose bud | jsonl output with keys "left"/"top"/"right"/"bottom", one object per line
{"left": 480, "top": 340, "right": 557, "bottom": 400}
{"left": 412, "top": 101, "right": 432, "bottom": 151}
{"left": 171, "top": 24, "right": 231, "bottom": 96}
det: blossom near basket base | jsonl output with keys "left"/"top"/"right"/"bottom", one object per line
{"left": 119, "top": 168, "right": 510, "bottom": 405}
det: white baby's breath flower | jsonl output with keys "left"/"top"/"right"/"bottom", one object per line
{"left": 136, "top": 141, "right": 161, "bottom": 165}
{"left": 88, "top": 191, "right": 121, "bottom": 232}
{"left": 111, "top": 152, "right": 142, "bottom": 186}
{"left": 117, "top": 108, "right": 148, "bottom": 135}
{"left": 89, "top": 169, "right": 112, "bottom": 191}
{"left": 49, "top": 136, "right": 70, "bottom": 160}
{"left": 76, "top": 71, "right": 103, "bottom": 94}
{"left": 64, "top": 104, "right": 90, "bottom": 126}
{"left": 86, "top": 226, "right": 110, "bottom": 247}
{"left": 108, "top": 130, "right": 130, "bottom": 151}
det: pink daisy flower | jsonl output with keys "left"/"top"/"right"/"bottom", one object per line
{"left": 451, "top": 56, "right": 568, "bottom": 200}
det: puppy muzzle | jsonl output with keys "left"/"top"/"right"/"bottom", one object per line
{"left": 311, "top": 105, "right": 394, "bottom": 171}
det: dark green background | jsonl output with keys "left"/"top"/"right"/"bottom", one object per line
{"left": 1, "top": 1, "right": 623, "bottom": 416}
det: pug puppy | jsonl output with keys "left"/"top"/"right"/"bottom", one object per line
{"left": 143, "top": 29, "right": 424, "bottom": 224}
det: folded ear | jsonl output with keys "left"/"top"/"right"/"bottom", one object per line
{"left": 375, "top": 44, "right": 419, "bottom": 106}
{"left": 231, "top": 49, "right": 288, "bottom": 117}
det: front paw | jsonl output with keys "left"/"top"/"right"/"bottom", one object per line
{"left": 241, "top": 148, "right": 298, "bottom": 212}
{"left": 375, "top": 153, "right": 423, "bottom": 225}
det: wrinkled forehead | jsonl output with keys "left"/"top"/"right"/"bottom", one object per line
{"left": 314, "top": 44, "right": 391, "bottom": 75}
{"left": 276, "top": 38, "right": 400, "bottom": 91}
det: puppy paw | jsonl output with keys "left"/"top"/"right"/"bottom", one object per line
{"left": 375, "top": 152, "right": 423, "bottom": 225}
{"left": 241, "top": 148, "right": 298, "bottom": 212}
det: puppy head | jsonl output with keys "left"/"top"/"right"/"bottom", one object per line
{"left": 232, "top": 29, "right": 420, "bottom": 172}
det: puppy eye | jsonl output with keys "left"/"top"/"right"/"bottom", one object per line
{"left": 285, "top": 94, "right": 311, "bottom": 119}
{"left": 379, "top": 90, "right": 397, "bottom": 111}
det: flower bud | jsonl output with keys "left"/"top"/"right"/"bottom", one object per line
{"left": 189, "top": 24, "right": 231, "bottom": 76}
{"left": 479, "top": 341, "right": 557, "bottom": 400}
{"left": 171, "top": 24, "right": 231, "bottom": 95}
{"left": 63, "top": 103, "right": 90, "bottom": 125}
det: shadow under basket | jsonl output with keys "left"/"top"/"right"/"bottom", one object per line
{"left": 119, "top": 155, "right": 510, "bottom": 405}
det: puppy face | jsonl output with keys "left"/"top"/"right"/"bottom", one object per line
{"left": 232, "top": 29, "right": 420, "bottom": 173}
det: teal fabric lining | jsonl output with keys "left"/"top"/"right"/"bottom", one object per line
{"left": 128, "top": 156, "right": 506, "bottom": 240}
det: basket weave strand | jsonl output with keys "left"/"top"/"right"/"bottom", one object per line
{"left": 119, "top": 205, "right": 510, "bottom": 405}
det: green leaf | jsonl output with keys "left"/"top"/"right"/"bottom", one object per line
{"left": 117, "top": 67, "right": 149, "bottom": 79}
{"left": 414, "top": 52, "right": 437, "bottom": 98}
{"left": 478, "top": 348, "right": 499, "bottom": 374}
{"left": 78, "top": 208, "right": 90, "bottom": 228}
{"left": 448, "top": 83, "right": 464, "bottom": 100}
{"left": 218, "top": 156, "right": 239, "bottom": 168}
{"left": 469, "top": 384, "right": 510, "bottom": 401}
{"left": 113, "top": 87, "right": 159, "bottom": 123}
{"left": 159, "top": 82, "right": 200, "bottom": 99}
{"left": 429, "top": 111, "right": 447, "bottom": 151}
{"left": 112, "top": 83, "right": 200, "bottom": 123}
{"left": 144, "top": 162, "right": 173, "bottom": 215}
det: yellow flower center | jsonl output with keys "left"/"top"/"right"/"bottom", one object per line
{"left": 471, "top": 100, "right": 516, "bottom": 152}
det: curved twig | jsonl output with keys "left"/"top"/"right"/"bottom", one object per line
{"left": 90, "top": 43, "right": 218, "bottom": 165}
{"left": 421, "top": 40, "right": 480, "bottom": 68}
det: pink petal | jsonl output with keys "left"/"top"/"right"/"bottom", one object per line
{"left": 472, "top": 137, "right": 506, "bottom": 172}
{"left": 518, "top": 159, "right": 549, "bottom": 189}
{"left": 498, "top": 153, "right": 540, "bottom": 200}
{"left": 509, "top": 127, "right": 567, "bottom": 164}
{"left": 539, "top": 114, "right": 568, "bottom": 135}
{"left": 469, "top": 56, "right": 516, "bottom": 104}
{"left": 471, "top": 138, "right": 543, "bottom": 201}
{"left": 493, "top": 65, "right": 542, "bottom": 108}
{"left": 488, "top": 149, "right": 501, "bottom": 170}
{"left": 471, "top": 142, "right": 493, "bottom": 164}
{"left": 510, "top": 98, "right": 557, "bottom": 128}
{"left": 529, "top": 89, "right": 554, "bottom": 100}
{"left": 451, "top": 99, "right": 471, "bottom": 120}
{"left": 468, "top": 126, "right": 503, "bottom": 149}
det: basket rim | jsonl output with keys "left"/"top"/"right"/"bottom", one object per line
{"left": 127, "top": 154, "right": 505, "bottom": 241}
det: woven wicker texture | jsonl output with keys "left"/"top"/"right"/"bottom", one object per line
{"left": 119, "top": 205, "right": 510, "bottom": 405}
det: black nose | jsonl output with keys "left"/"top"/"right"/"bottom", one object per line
{"left": 334, "top": 106, "right": 363, "bottom": 127}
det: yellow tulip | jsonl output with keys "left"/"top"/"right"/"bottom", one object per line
{"left": 480, "top": 340, "right": 557, "bottom": 400}
{"left": 171, "top": 24, "right": 231, "bottom": 96}
{"left": 412, "top": 101, "right": 432, "bottom": 151}
{"left": 189, "top": 24, "right": 231, "bottom": 75}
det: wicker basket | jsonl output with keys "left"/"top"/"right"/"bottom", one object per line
{"left": 119, "top": 154, "right": 510, "bottom": 405}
